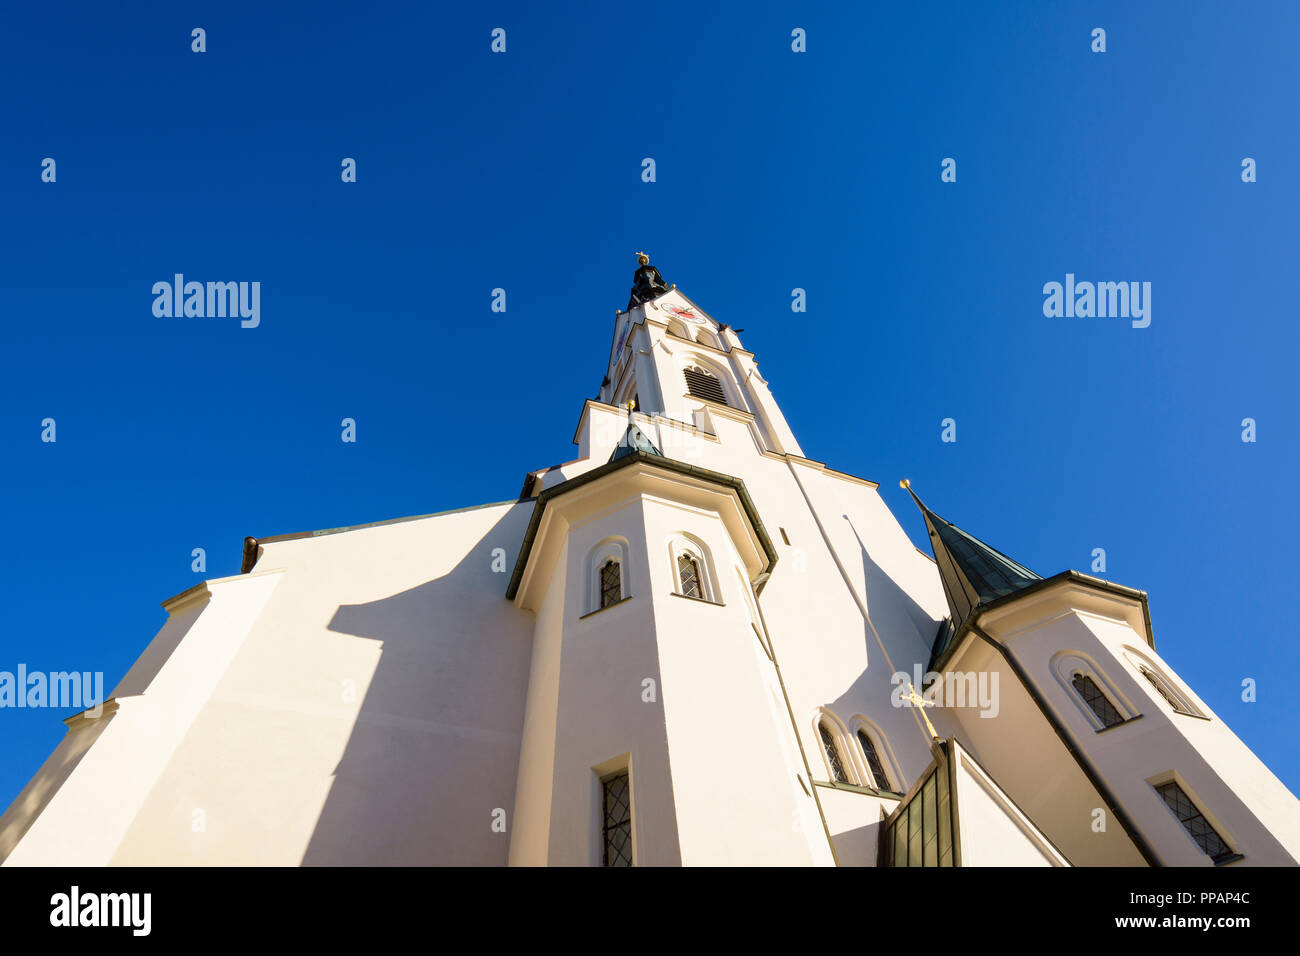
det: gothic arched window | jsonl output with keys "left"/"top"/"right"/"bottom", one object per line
{"left": 586, "top": 538, "right": 630, "bottom": 615}
{"left": 1127, "top": 651, "right": 1203, "bottom": 718}
{"left": 1071, "top": 673, "right": 1123, "bottom": 729}
{"left": 819, "top": 721, "right": 851, "bottom": 784}
{"left": 668, "top": 535, "right": 716, "bottom": 604}
{"left": 857, "top": 729, "right": 891, "bottom": 791}
{"left": 1052, "top": 651, "right": 1136, "bottom": 731}
{"left": 683, "top": 365, "right": 728, "bottom": 406}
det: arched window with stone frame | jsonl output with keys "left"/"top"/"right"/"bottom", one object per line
{"left": 849, "top": 719, "right": 895, "bottom": 792}
{"left": 1051, "top": 651, "right": 1137, "bottom": 731}
{"left": 1125, "top": 648, "right": 1205, "bottom": 719}
{"left": 815, "top": 712, "right": 854, "bottom": 785}
{"left": 586, "top": 538, "right": 630, "bottom": 615}
{"left": 695, "top": 327, "right": 722, "bottom": 350}
{"left": 667, "top": 534, "right": 717, "bottom": 604}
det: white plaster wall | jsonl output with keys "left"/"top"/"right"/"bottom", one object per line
{"left": 952, "top": 749, "right": 1065, "bottom": 866}
{"left": 507, "top": 540, "right": 567, "bottom": 865}
{"left": 12, "top": 501, "right": 538, "bottom": 866}
{"left": 642, "top": 495, "right": 829, "bottom": 865}
{"left": 817, "top": 786, "right": 898, "bottom": 866}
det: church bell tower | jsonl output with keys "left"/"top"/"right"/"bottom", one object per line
{"left": 505, "top": 256, "right": 835, "bottom": 865}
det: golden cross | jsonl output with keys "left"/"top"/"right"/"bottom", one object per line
{"left": 903, "top": 681, "right": 941, "bottom": 741}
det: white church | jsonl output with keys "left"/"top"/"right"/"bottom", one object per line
{"left": 3, "top": 256, "right": 1298, "bottom": 866}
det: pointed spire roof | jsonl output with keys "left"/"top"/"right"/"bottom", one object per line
{"left": 609, "top": 421, "right": 663, "bottom": 462}
{"left": 902, "top": 480, "right": 1040, "bottom": 639}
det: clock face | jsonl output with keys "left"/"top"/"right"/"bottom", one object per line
{"left": 665, "top": 305, "right": 706, "bottom": 325}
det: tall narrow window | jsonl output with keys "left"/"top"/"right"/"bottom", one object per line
{"left": 587, "top": 539, "right": 631, "bottom": 616}
{"left": 599, "top": 560, "right": 622, "bottom": 609}
{"left": 819, "top": 721, "right": 850, "bottom": 784}
{"left": 677, "top": 554, "right": 702, "bottom": 599}
{"left": 602, "top": 772, "right": 633, "bottom": 867}
{"left": 683, "top": 366, "right": 728, "bottom": 406}
{"left": 857, "top": 729, "right": 891, "bottom": 790}
{"left": 1072, "top": 673, "right": 1123, "bottom": 728}
{"left": 1139, "top": 666, "right": 1198, "bottom": 716}
{"left": 1154, "top": 781, "right": 1234, "bottom": 863}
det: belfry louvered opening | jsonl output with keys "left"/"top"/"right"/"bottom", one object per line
{"left": 684, "top": 366, "right": 728, "bottom": 406}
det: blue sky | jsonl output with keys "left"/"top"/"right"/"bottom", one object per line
{"left": 2, "top": 1, "right": 1298, "bottom": 811}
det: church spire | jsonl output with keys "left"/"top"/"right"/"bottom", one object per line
{"left": 901, "top": 479, "right": 1040, "bottom": 637}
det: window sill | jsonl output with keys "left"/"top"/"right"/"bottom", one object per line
{"left": 670, "top": 592, "right": 724, "bottom": 607}
{"left": 813, "top": 780, "right": 904, "bottom": 800}
{"left": 1094, "top": 713, "right": 1144, "bottom": 734}
{"left": 1213, "top": 852, "right": 1245, "bottom": 866}
{"left": 579, "top": 595, "right": 633, "bottom": 620}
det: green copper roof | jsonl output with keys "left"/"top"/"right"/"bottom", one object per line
{"left": 905, "top": 483, "right": 1040, "bottom": 642}
{"left": 609, "top": 422, "right": 663, "bottom": 462}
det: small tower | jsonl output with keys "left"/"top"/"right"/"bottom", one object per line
{"left": 905, "top": 482, "right": 1300, "bottom": 867}
{"left": 505, "top": 452, "right": 829, "bottom": 865}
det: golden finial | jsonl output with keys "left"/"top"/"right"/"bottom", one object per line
{"left": 636, "top": 251, "right": 649, "bottom": 265}
{"left": 902, "top": 681, "right": 941, "bottom": 740}
{"left": 624, "top": 400, "right": 636, "bottom": 412}
{"left": 900, "top": 478, "right": 910, "bottom": 489}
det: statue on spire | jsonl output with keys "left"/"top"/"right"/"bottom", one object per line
{"left": 627, "top": 252, "right": 670, "bottom": 310}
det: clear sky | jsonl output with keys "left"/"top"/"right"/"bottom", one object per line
{"left": 2, "top": 1, "right": 1297, "bottom": 812}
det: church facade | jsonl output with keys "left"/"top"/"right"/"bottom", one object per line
{"left": 3, "top": 261, "right": 1298, "bottom": 866}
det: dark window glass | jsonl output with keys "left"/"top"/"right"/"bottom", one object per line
{"left": 819, "top": 722, "right": 850, "bottom": 783}
{"left": 684, "top": 367, "right": 728, "bottom": 405}
{"left": 1072, "top": 673, "right": 1123, "bottom": 728}
{"left": 1155, "top": 781, "right": 1233, "bottom": 863}
{"left": 599, "top": 560, "right": 621, "bottom": 609}
{"left": 677, "top": 554, "right": 702, "bottom": 599}
{"left": 857, "top": 729, "right": 891, "bottom": 790}
{"left": 602, "top": 772, "right": 633, "bottom": 867}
